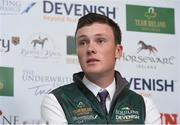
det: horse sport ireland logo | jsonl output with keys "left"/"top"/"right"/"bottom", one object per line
{"left": 31, "top": 36, "right": 48, "bottom": 49}
{"left": 137, "top": 40, "right": 158, "bottom": 55}
{"left": 21, "top": 33, "right": 61, "bottom": 60}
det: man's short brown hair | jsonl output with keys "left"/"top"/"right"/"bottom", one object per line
{"left": 75, "top": 13, "right": 122, "bottom": 44}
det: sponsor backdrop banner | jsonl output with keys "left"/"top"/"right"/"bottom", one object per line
{"left": 0, "top": 0, "right": 179, "bottom": 124}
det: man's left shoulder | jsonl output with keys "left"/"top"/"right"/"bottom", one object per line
{"left": 126, "top": 88, "right": 144, "bottom": 100}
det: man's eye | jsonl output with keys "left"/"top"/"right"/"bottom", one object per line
{"left": 78, "top": 40, "right": 87, "bottom": 46}
{"left": 97, "top": 38, "right": 106, "bottom": 44}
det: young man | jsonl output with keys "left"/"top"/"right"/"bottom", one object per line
{"left": 41, "top": 13, "right": 160, "bottom": 124}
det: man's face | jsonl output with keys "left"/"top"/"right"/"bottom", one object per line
{"left": 76, "top": 23, "right": 122, "bottom": 76}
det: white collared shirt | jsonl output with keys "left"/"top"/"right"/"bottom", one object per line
{"left": 82, "top": 76, "right": 115, "bottom": 112}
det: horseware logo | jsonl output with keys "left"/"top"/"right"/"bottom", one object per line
{"left": 144, "top": 7, "right": 157, "bottom": 19}
{"left": 31, "top": 36, "right": 48, "bottom": 49}
{"left": 137, "top": 40, "right": 158, "bottom": 55}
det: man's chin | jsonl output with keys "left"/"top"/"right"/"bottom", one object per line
{"left": 84, "top": 70, "right": 102, "bottom": 76}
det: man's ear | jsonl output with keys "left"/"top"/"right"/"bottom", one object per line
{"left": 115, "top": 44, "right": 123, "bottom": 59}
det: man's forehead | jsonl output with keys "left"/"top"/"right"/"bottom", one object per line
{"left": 76, "top": 23, "right": 113, "bottom": 36}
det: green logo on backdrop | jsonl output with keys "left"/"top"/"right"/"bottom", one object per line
{"left": 126, "top": 5, "right": 175, "bottom": 34}
{"left": 0, "top": 67, "right": 14, "bottom": 96}
{"left": 67, "top": 36, "right": 76, "bottom": 55}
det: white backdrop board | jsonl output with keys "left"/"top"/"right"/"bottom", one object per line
{"left": 0, "top": 0, "right": 179, "bottom": 124}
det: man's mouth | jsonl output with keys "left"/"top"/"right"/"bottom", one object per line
{"left": 86, "top": 59, "right": 100, "bottom": 64}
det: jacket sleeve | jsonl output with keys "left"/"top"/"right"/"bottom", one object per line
{"left": 41, "top": 93, "right": 68, "bottom": 125}
{"left": 143, "top": 96, "right": 161, "bottom": 125}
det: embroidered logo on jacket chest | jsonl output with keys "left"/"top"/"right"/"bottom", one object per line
{"left": 73, "top": 101, "right": 92, "bottom": 116}
{"left": 115, "top": 106, "right": 140, "bottom": 122}
{"left": 72, "top": 101, "right": 97, "bottom": 123}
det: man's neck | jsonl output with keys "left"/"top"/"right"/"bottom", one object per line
{"left": 85, "top": 71, "right": 115, "bottom": 89}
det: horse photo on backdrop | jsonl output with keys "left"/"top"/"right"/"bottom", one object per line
{"left": 31, "top": 36, "right": 48, "bottom": 49}
{"left": 137, "top": 40, "right": 158, "bottom": 55}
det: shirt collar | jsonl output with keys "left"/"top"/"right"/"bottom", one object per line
{"left": 82, "top": 76, "right": 115, "bottom": 100}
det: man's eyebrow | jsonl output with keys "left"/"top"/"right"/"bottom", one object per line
{"left": 76, "top": 33, "right": 107, "bottom": 40}
{"left": 94, "top": 33, "right": 106, "bottom": 37}
{"left": 76, "top": 35, "right": 87, "bottom": 39}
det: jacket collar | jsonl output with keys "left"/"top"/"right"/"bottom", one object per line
{"left": 73, "top": 70, "right": 129, "bottom": 94}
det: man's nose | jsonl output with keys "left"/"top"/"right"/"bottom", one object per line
{"left": 87, "top": 41, "right": 97, "bottom": 54}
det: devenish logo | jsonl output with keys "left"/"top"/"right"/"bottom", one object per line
{"left": 43, "top": 0, "right": 117, "bottom": 19}
{"left": 128, "top": 77, "right": 175, "bottom": 92}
